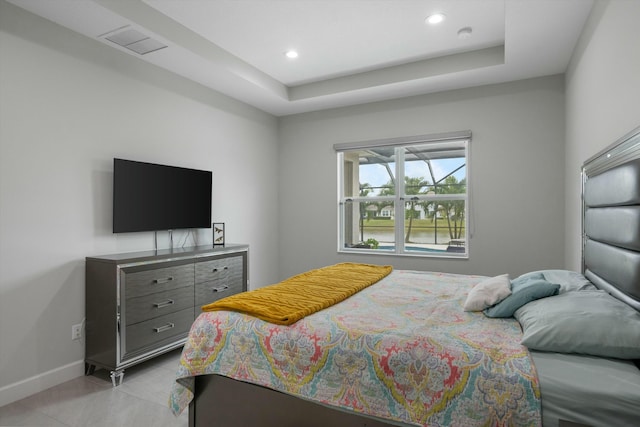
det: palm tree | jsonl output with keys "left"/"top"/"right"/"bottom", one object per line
{"left": 419, "top": 176, "right": 466, "bottom": 243}
{"left": 358, "top": 183, "right": 372, "bottom": 242}
{"left": 404, "top": 176, "right": 430, "bottom": 242}
{"left": 436, "top": 176, "right": 466, "bottom": 240}
{"left": 380, "top": 176, "right": 429, "bottom": 243}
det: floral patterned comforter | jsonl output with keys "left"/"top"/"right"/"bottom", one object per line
{"left": 170, "top": 270, "right": 541, "bottom": 426}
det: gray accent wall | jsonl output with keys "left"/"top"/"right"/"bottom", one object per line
{"left": 278, "top": 75, "right": 566, "bottom": 280}
{"left": 565, "top": 0, "right": 640, "bottom": 271}
{"left": 0, "top": 1, "right": 279, "bottom": 404}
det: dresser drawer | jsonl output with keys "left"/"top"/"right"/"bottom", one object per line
{"left": 125, "top": 307, "right": 194, "bottom": 356}
{"left": 125, "top": 286, "right": 194, "bottom": 325}
{"left": 195, "top": 279, "right": 244, "bottom": 309}
{"left": 123, "top": 263, "right": 194, "bottom": 298}
{"left": 195, "top": 255, "right": 243, "bottom": 284}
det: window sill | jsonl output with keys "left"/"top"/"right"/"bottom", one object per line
{"left": 338, "top": 248, "right": 468, "bottom": 259}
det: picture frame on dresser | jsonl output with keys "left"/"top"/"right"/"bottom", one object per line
{"left": 213, "top": 223, "right": 225, "bottom": 246}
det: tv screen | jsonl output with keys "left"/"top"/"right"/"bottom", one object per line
{"left": 113, "top": 158, "right": 212, "bottom": 233}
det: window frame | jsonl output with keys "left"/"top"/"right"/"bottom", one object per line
{"left": 335, "top": 131, "right": 471, "bottom": 258}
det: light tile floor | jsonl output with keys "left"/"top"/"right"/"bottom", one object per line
{"left": 0, "top": 349, "right": 188, "bottom": 427}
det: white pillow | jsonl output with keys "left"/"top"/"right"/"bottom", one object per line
{"left": 464, "top": 274, "right": 512, "bottom": 311}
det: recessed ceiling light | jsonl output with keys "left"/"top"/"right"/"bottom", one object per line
{"left": 457, "top": 27, "right": 473, "bottom": 39}
{"left": 285, "top": 50, "right": 299, "bottom": 59}
{"left": 426, "top": 13, "right": 445, "bottom": 25}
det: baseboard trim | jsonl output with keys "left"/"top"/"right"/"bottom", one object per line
{"left": 0, "top": 360, "right": 84, "bottom": 407}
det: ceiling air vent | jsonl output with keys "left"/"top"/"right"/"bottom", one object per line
{"left": 102, "top": 27, "right": 167, "bottom": 55}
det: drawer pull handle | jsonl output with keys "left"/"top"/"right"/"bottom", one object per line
{"left": 212, "top": 285, "right": 229, "bottom": 293}
{"left": 211, "top": 266, "right": 229, "bottom": 272}
{"left": 154, "top": 323, "right": 175, "bottom": 333}
{"left": 153, "top": 276, "right": 174, "bottom": 284}
{"left": 153, "top": 299, "right": 175, "bottom": 309}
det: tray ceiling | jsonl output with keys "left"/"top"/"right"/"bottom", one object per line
{"left": 8, "top": 0, "right": 593, "bottom": 116}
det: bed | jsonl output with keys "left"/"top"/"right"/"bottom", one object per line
{"left": 170, "top": 126, "right": 640, "bottom": 427}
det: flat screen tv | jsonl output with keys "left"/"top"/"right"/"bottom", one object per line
{"left": 113, "top": 158, "right": 212, "bottom": 233}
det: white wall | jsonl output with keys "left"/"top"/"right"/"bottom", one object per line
{"left": 0, "top": 1, "right": 279, "bottom": 405}
{"left": 564, "top": 0, "right": 640, "bottom": 270}
{"left": 278, "top": 76, "right": 566, "bottom": 280}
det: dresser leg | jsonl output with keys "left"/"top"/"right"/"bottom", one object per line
{"left": 85, "top": 363, "right": 96, "bottom": 376}
{"left": 110, "top": 370, "right": 124, "bottom": 387}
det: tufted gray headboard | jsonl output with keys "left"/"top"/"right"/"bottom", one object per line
{"left": 582, "top": 126, "right": 640, "bottom": 312}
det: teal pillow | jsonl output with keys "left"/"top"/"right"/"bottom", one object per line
{"left": 483, "top": 276, "right": 560, "bottom": 318}
{"left": 514, "top": 290, "right": 640, "bottom": 359}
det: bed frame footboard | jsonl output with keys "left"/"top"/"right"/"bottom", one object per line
{"left": 190, "top": 374, "right": 397, "bottom": 427}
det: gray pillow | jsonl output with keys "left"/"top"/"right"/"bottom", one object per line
{"left": 512, "top": 271, "right": 545, "bottom": 282}
{"left": 540, "top": 270, "right": 596, "bottom": 293}
{"left": 514, "top": 270, "right": 595, "bottom": 293}
{"left": 514, "top": 290, "right": 640, "bottom": 359}
{"left": 484, "top": 277, "right": 560, "bottom": 318}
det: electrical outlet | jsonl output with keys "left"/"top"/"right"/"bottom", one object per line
{"left": 72, "top": 323, "right": 82, "bottom": 340}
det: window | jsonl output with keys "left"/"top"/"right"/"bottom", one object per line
{"left": 335, "top": 131, "right": 470, "bottom": 258}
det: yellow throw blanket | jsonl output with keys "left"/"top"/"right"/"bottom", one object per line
{"left": 202, "top": 262, "right": 393, "bottom": 325}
